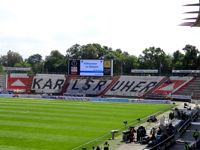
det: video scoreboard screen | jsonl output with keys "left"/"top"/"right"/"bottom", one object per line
{"left": 68, "top": 59, "right": 113, "bottom": 76}
{"left": 80, "top": 60, "right": 103, "bottom": 76}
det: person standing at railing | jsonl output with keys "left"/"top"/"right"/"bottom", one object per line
{"left": 184, "top": 142, "right": 190, "bottom": 150}
{"left": 193, "top": 129, "right": 199, "bottom": 149}
{"left": 193, "top": 129, "right": 199, "bottom": 141}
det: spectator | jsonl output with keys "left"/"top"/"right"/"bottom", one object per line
{"left": 136, "top": 127, "right": 141, "bottom": 142}
{"left": 193, "top": 129, "right": 199, "bottom": 141}
{"left": 157, "top": 127, "right": 162, "bottom": 135}
{"left": 169, "top": 112, "right": 174, "bottom": 120}
{"left": 129, "top": 127, "right": 136, "bottom": 142}
{"left": 103, "top": 141, "right": 109, "bottom": 150}
{"left": 150, "top": 127, "right": 156, "bottom": 136}
{"left": 184, "top": 142, "right": 190, "bottom": 150}
{"left": 96, "top": 146, "right": 101, "bottom": 150}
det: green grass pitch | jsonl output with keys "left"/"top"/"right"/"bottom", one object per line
{"left": 0, "top": 98, "right": 173, "bottom": 150}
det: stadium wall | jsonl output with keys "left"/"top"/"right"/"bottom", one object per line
{"left": 31, "top": 74, "right": 66, "bottom": 94}
{"left": 105, "top": 76, "right": 164, "bottom": 97}
{"left": 64, "top": 77, "right": 112, "bottom": 96}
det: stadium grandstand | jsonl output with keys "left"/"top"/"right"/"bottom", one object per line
{"left": 2, "top": 69, "right": 200, "bottom": 101}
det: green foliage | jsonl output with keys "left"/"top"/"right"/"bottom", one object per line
{"left": 0, "top": 50, "right": 23, "bottom": 67}
{"left": 138, "top": 47, "right": 172, "bottom": 74}
{"left": 183, "top": 44, "right": 199, "bottom": 70}
{"left": 44, "top": 50, "right": 67, "bottom": 73}
{"left": 66, "top": 44, "right": 81, "bottom": 59}
{"left": 0, "top": 98, "right": 172, "bottom": 150}
{"left": 66, "top": 43, "right": 114, "bottom": 59}
{"left": 0, "top": 64, "right": 4, "bottom": 73}
{"left": 14, "top": 61, "right": 31, "bottom": 68}
{"left": 172, "top": 50, "right": 184, "bottom": 69}
{"left": 1, "top": 43, "right": 200, "bottom": 74}
{"left": 26, "top": 54, "right": 43, "bottom": 73}
{"left": 26, "top": 54, "right": 42, "bottom": 65}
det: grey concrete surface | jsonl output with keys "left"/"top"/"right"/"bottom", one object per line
{"left": 109, "top": 102, "right": 197, "bottom": 150}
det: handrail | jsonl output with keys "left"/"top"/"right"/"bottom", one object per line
{"left": 177, "top": 119, "right": 190, "bottom": 136}
{"left": 145, "top": 134, "right": 175, "bottom": 150}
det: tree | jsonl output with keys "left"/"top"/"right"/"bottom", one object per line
{"left": 0, "top": 50, "right": 23, "bottom": 67}
{"left": 0, "top": 64, "right": 3, "bottom": 73}
{"left": 182, "top": 44, "right": 199, "bottom": 69}
{"left": 123, "top": 55, "right": 138, "bottom": 74}
{"left": 66, "top": 44, "right": 81, "bottom": 59}
{"left": 44, "top": 50, "right": 67, "bottom": 73}
{"left": 172, "top": 50, "right": 184, "bottom": 69}
{"left": 80, "top": 44, "right": 99, "bottom": 59}
{"left": 27, "top": 54, "right": 42, "bottom": 65}
{"left": 26, "top": 54, "right": 43, "bottom": 73}
{"left": 14, "top": 61, "right": 31, "bottom": 68}
{"left": 111, "top": 49, "right": 138, "bottom": 75}
{"left": 138, "top": 47, "right": 172, "bottom": 74}
{"left": 67, "top": 43, "right": 114, "bottom": 59}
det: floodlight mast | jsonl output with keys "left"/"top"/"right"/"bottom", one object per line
{"left": 180, "top": 0, "right": 200, "bottom": 27}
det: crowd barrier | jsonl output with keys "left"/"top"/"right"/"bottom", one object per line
{"left": 90, "top": 97, "right": 129, "bottom": 102}
{"left": 0, "top": 94, "right": 173, "bottom": 105}
{"left": 130, "top": 99, "right": 171, "bottom": 104}
{"left": 144, "top": 134, "right": 175, "bottom": 150}
{"left": 0, "top": 94, "right": 13, "bottom": 98}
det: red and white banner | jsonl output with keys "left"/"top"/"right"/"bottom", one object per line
{"left": 7, "top": 73, "right": 30, "bottom": 92}
{"left": 152, "top": 76, "right": 193, "bottom": 95}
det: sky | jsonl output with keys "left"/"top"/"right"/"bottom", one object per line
{"left": 0, "top": 0, "right": 200, "bottom": 59}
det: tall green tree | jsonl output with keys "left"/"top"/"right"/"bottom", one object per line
{"left": 182, "top": 44, "right": 199, "bottom": 69}
{"left": 172, "top": 50, "right": 184, "bottom": 69}
{"left": 123, "top": 55, "right": 138, "bottom": 75}
{"left": 67, "top": 43, "right": 114, "bottom": 59}
{"left": 0, "top": 50, "right": 23, "bottom": 67}
{"left": 44, "top": 50, "right": 67, "bottom": 73}
{"left": 80, "top": 44, "right": 99, "bottom": 59}
{"left": 26, "top": 54, "right": 43, "bottom": 73}
{"left": 66, "top": 44, "right": 81, "bottom": 59}
{"left": 27, "top": 54, "right": 42, "bottom": 65}
{"left": 138, "top": 47, "right": 172, "bottom": 74}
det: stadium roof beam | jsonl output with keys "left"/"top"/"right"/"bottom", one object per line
{"left": 183, "top": 3, "right": 200, "bottom": 7}
{"left": 181, "top": 0, "right": 200, "bottom": 27}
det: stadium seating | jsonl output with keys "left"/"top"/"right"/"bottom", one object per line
{"left": 2, "top": 73, "right": 200, "bottom": 99}
{"left": 99, "top": 76, "right": 120, "bottom": 97}
{"left": 31, "top": 74, "right": 66, "bottom": 94}
{"left": 0, "top": 74, "right": 6, "bottom": 92}
{"left": 105, "top": 76, "right": 164, "bottom": 97}
{"left": 146, "top": 76, "right": 193, "bottom": 99}
{"left": 152, "top": 76, "right": 192, "bottom": 94}
{"left": 64, "top": 77, "right": 112, "bottom": 96}
{"left": 174, "top": 77, "right": 200, "bottom": 99}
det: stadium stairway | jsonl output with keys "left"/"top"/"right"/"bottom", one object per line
{"left": 26, "top": 75, "right": 34, "bottom": 93}
{"left": 144, "top": 76, "right": 168, "bottom": 99}
{"left": 0, "top": 74, "right": 6, "bottom": 90}
{"left": 61, "top": 76, "right": 71, "bottom": 95}
{"left": 168, "top": 115, "right": 200, "bottom": 150}
{"left": 98, "top": 76, "right": 120, "bottom": 97}
{"left": 174, "top": 77, "right": 200, "bottom": 99}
